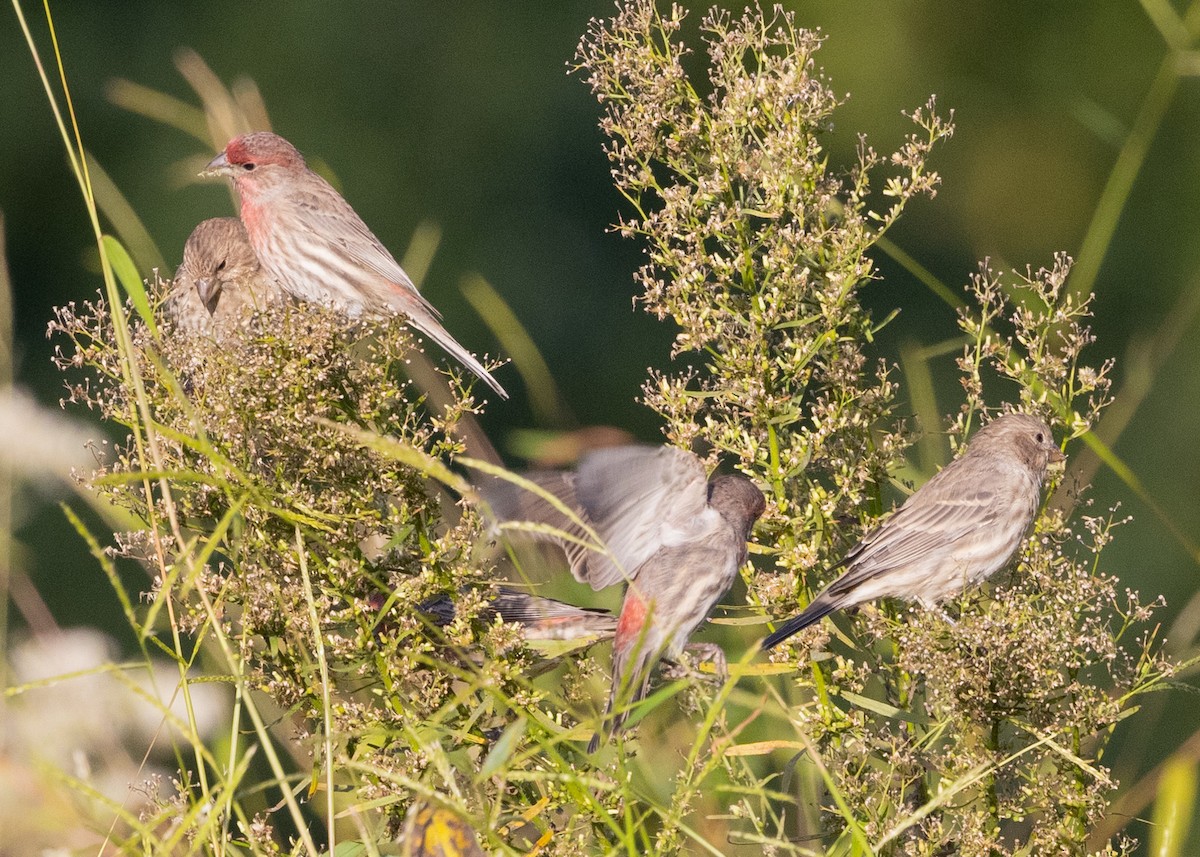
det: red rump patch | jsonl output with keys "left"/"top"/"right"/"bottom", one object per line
{"left": 616, "top": 590, "right": 650, "bottom": 644}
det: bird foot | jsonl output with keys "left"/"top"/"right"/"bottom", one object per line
{"left": 661, "top": 643, "right": 727, "bottom": 685}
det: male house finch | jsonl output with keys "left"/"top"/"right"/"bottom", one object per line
{"left": 761, "top": 412, "right": 1065, "bottom": 649}
{"left": 480, "top": 445, "right": 765, "bottom": 752}
{"left": 165, "top": 217, "right": 285, "bottom": 336}
{"left": 200, "top": 132, "right": 507, "bottom": 398}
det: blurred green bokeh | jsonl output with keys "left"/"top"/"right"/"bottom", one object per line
{"left": 2, "top": 1, "right": 1198, "bottom": 851}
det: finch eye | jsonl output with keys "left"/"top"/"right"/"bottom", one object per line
{"left": 242, "top": 162, "right": 256, "bottom": 171}
{"left": 215, "top": 261, "right": 226, "bottom": 272}
{"left": 1035, "top": 432, "right": 1045, "bottom": 443}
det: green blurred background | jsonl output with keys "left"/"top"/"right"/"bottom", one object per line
{"left": 2, "top": 1, "right": 1198, "bottom": 851}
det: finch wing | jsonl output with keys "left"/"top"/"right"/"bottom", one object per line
{"left": 478, "top": 446, "right": 715, "bottom": 591}
{"left": 478, "top": 468, "right": 599, "bottom": 583}
{"left": 571, "top": 445, "right": 716, "bottom": 588}
{"left": 288, "top": 176, "right": 441, "bottom": 317}
{"left": 828, "top": 463, "right": 1001, "bottom": 593}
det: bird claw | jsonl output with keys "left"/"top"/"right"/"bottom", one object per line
{"left": 662, "top": 643, "right": 727, "bottom": 685}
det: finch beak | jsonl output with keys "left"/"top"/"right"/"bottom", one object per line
{"left": 1048, "top": 447, "right": 1066, "bottom": 464}
{"left": 195, "top": 278, "right": 221, "bottom": 314}
{"left": 200, "top": 151, "right": 232, "bottom": 178}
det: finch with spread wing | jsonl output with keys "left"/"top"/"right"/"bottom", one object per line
{"left": 479, "top": 445, "right": 764, "bottom": 752}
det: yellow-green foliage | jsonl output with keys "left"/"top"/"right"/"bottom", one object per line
{"left": 43, "top": 2, "right": 1172, "bottom": 855}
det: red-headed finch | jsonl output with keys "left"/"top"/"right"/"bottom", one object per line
{"left": 165, "top": 217, "right": 284, "bottom": 336}
{"left": 762, "top": 413, "right": 1066, "bottom": 649}
{"left": 200, "top": 132, "right": 507, "bottom": 398}
{"left": 479, "top": 445, "right": 765, "bottom": 752}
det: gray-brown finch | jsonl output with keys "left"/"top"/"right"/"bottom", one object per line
{"left": 200, "top": 132, "right": 507, "bottom": 398}
{"left": 762, "top": 412, "right": 1065, "bottom": 649}
{"left": 165, "top": 217, "right": 284, "bottom": 336}
{"left": 479, "top": 445, "right": 765, "bottom": 752}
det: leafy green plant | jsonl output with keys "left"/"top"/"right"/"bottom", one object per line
{"left": 24, "top": 0, "right": 1176, "bottom": 854}
{"left": 573, "top": 3, "right": 1170, "bottom": 854}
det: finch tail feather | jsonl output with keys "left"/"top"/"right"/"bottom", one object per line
{"left": 488, "top": 589, "right": 617, "bottom": 640}
{"left": 761, "top": 598, "right": 839, "bottom": 649}
{"left": 417, "top": 593, "right": 457, "bottom": 626}
{"left": 403, "top": 310, "right": 508, "bottom": 399}
{"left": 589, "top": 660, "right": 651, "bottom": 754}
{"left": 419, "top": 588, "right": 616, "bottom": 641}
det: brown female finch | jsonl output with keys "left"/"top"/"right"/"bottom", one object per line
{"left": 165, "top": 217, "right": 284, "bottom": 336}
{"left": 200, "top": 132, "right": 507, "bottom": 398}
{"left": 479, "top": 445, "right": 765, "bottom": 752}
{"left": 762, "top": 412, "right": 1066, "bottom": 649}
